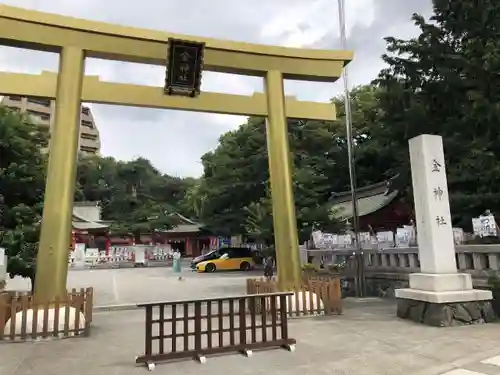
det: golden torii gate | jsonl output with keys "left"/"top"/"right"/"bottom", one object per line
{"left": 0, "top": 5, "right": 352, "bottom": 301}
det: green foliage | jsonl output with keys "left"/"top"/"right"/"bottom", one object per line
{"left": 374, "top": 0, "right": 500, "bottom": 229}
{"left": 488, "top": 274, "right": 500, "bottom": 292}
{"left": 75, "top": 156, "right": 196, "bottom": 241}
{"left": 243, "top": 194, "right": 273, "bottom": 245}
{"left": 197, "top": 117, "right": 269, "bottom": 236}
{"left": 0, "top": 106, "right": 47, "bottom": 286}
{"left": 0, "top": 104, "right": 196, "bottom": 283}
{"left": 301, "top": 263, "right": 318, "bottom": 272}
{"left": 196, "top": 116, "right": 351, "bottom": 241}
{"left": 191, "top": 0, "right": 500, "bottom": 241}
{"left": 6, "top": 0, "right": 500, "bottom": 284}
{"left": 3, "top": 223, "right": 40, "bottom": 289}
{"left": 194, "top": 85, "right": 388, "bottom": 243}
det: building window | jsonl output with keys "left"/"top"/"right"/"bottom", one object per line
{"left": 81, "top": 120, "right": 93, "bottom": 128}
{"left": 81, "top": 107, "right": 90, "bottom": 116}
{"left": 28, "top": 98, "right": 51, "bottom": 106}
{"left": 80, "top": 133, "right": 97, "bottom": 140}
{"left": 27, "top": 110, "right": 50, "bottom": 121}
{"left": 80, "top": 146, "right": 98, "bottom": 154}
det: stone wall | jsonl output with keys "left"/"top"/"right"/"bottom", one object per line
{"left": 397, "top": 298, "right": 496, "bottom": 327}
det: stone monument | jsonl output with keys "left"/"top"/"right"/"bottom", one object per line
{"left": 395, "top": 134, "right": 494, "bottom": 326}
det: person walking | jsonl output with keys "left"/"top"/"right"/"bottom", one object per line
{"left": 264, "top": 255, "right": 274, "bottom": 280}
{"left": 172, "top": 249, "right": 183, "bottom": 280}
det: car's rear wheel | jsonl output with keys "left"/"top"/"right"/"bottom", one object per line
{"left": 205, "top": 263, "right": 216, "bottom": 273}
{"left": 240, "top": 261, "right": 250, "bottom": 271}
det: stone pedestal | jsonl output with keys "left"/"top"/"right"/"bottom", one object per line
{"left": 395, "top": 135, "right": 493, "bottom": 326}
{"left": 396, "top": 298, "right": 495, "bottom": 327}
{"left": 396, "top": 272, "right": 493, "bottom": 326}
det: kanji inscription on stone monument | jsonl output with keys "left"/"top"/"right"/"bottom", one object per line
{"left": 427, "top": 155, "right": 451, "bottom": 230}
{"left": 431, "top": 158, "right": 442, "bottom": 172}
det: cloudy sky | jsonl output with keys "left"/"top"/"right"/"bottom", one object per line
{"left": 0, "top": 0, "right": 433, "bottom": 177}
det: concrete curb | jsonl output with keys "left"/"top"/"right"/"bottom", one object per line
{"left": 93, "top": 303, "right": 140, "bottom": 312}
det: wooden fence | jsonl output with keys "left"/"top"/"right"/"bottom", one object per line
{"left": 135, "top": 292, "right": 296, "bottom": 370}
{"left": 0, "top": 287, "right": 93, "bottom": 341}
{"left": 246, "top": 277, "right": 342, "bottom": 317}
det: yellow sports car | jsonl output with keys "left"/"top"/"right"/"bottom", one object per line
{"left": 196, "top": 247, "right": 255, "bottom": 272}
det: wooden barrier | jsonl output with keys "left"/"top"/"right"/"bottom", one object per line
{"left": 135, "top": 292, "right": 296, "bottom": 370}
{"left": 246, "top": 277, "right": 342, "bottom": 316}
{"left": 0, "top": 287, "right": 93, "bottom": 341}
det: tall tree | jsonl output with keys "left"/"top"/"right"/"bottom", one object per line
{"left": 375, "top": 0, "right": 500, "bottom": 228}
{"left": 76, "top": 156, "right": 195, "bottom": 241}
{"left": 0, "top": 106, "right": 48, "bottom": 289}
{"left": 197, "top": 111, "right": 370, "bottom": 241}
{"left": 200, "top": 117, "right": 269, "bottom": 236}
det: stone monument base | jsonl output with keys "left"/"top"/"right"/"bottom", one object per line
{"left": 396, "top": 298, "right": 495, "bottom": 327}
{"left": 395, "top": 273, "right": 494, "bottom": 327}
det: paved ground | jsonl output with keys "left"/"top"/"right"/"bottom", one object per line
{"left": 6, "top": 263, "right": 262, "bottom": 307}
{"left": 3, "top": 268, "right": 500, "bottom": 374}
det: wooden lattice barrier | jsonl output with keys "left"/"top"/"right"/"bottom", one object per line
{"left": 136, "top": 292, "right": 296, "bottom": 370}
{"left": 0, "top": 287, "right": 93, "bottom": 341}
{"left": 246, "top": 277, "right": 342, "bottom": 317}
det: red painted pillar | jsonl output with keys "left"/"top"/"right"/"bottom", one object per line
{"left": 71, "top": 230, "right": 76, "bottom": 251}
{"left": 105, "top": 234, "right": 111, "bottom": 256}
{"left": 185, "top": 237, "right": 190, "bottom": 256}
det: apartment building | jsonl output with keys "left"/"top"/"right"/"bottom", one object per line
{"left": 1, "top": 95, "right": 101, "bottom": 156}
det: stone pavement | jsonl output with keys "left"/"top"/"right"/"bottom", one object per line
{"left": 2, "top": 298, "right": 500, "bottom": 375}
{"left": 4, "top": 268, "right": 500, "bottom": 374}
{"left": 441, "top": 356, "right": 500, "bottom": 375}
{"left": 6, "top": 264, "right": 262, "bottom": 307}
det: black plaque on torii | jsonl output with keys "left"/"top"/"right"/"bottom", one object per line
{"left": 165, "top": 38, "right": 205, "bottom": 97}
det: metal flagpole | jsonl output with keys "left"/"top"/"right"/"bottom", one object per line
{"left": 337, "top": 0, "right": 365, "bottom": 297}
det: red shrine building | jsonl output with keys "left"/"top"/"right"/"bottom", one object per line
{"left": 329, "top": 176, "right": 413, "bottom": 232}
{"left": 71, "top": 202, "right": 218, "bottom": 257}
{"left": 71, "top": 201, "right": 112, "bottom": 250}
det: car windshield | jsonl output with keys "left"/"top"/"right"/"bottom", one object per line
{"left": 206, "top": 251, "right": 220, "bottom": 259}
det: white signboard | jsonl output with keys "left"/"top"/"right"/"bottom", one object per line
{"left": 338, "top": 234, "right": 353, "bottom": 248}
{"left": 452, "top": 227, "right": 465, "bottom": 244}
{"left": 404, "top": 225, "right": 417, "bottom": 245}
{"left": 311, "top": 230, "right": 325, "bottom": 249}
{"left": 311, "top": 230, "right": 340, "bottom": 249}
{"left": 0, "top": 247, "right": 6, "bottom": 284}
{"left": 472, "top": 215, "right": 497, "bottom": 237}
{"left": 395, "top": 228, "right": 411, "bottom": 248}
{"left": 323, "top": 233, "right": 337, "bottom": 249}
{"left": 359, "top": 232, "right": 373, "bottom": 249}
{"left": 0, "top": 247, "right": 5, "bottom": 266}
{"left": 376, "top": 231, "right": 395, "bottom": 248}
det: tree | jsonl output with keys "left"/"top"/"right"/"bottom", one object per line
{"left": 76, "top": 156, "right": 195, "bottom": 242}
{"left": 243, "top": 193, "right": 273, "bottom": 245}
{"left": 197, "top": 113, "right": 363, "bottom": 242}
{"left": 0, "top": 106, "right": 48, "bottom": 289}
{"left": 2, "top": 207, "right": 41, "bottom": 291}
{"left": 374, "top": 0, "right": 500, "bottom": 229}
{"left": 180, "top": 179, "right": 206, "bottom": 219}
{"left": 199, "top": 117, "right": 270, "bottom": 236}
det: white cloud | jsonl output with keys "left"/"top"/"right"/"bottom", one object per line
{"left": 0, "top": 0, "right": 433, "bottom": 177}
